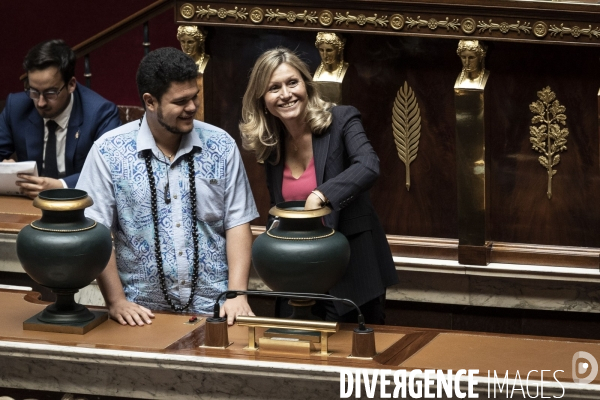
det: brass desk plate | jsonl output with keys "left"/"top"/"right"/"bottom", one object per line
{"left": 264, "top": 328, "right": 321, "bottom": 343}
{"left": 236, "top": 316, "right": 338, "bottom": 355}
{"left": 23, "top": 310, "right": 108, "bottom": 335}
{"left": 258, "top": 337, "right": 315, "bottom": 356}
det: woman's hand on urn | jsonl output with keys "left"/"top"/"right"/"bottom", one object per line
{"left": 305, "top": 191, "right": 327, "bottom": 210}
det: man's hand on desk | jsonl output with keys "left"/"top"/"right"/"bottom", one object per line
{"left": 107, "top": 298, "right": 156, "bottom": 326}
{"left": 16, "top": 174, "right": 64, "bottom": 199}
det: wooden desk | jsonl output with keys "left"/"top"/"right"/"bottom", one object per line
{"left": 0, "top": 196, "right": 39, "bottom": 234}
{"left": 0, "top": 289, "right": 598, "bottom": 399}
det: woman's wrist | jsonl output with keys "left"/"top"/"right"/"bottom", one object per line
{"left": 311, "top": 189, "right": 328, "bottom": 206}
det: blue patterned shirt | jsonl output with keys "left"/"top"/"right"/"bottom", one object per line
{"left": 77, "top": 117, "right": 259, "bottom": 314}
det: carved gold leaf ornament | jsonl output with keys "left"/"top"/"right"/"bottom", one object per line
{"left": 549, "top": 23, "right": 600, "bottom": 38}
{"left": 265, "top": 9, "right": 318, "bottom": 24}
{"left": 477, "top": 19, "right": 531, "bottom": 34}
{"left": 392, "top": 82, "right": 422, "bottom": 191}
{"left": 406, "top": 16, "right": 460, "bottom": 31}
{"left": 195, "top": 5, "right": 248, "bottom": 21}
{"left": 529, "top": 86, "right": 569, "bottom": 200}
{"left": 335, "top": 12, "right": 388, "bottom": 27}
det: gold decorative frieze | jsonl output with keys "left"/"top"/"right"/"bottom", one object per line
{"left": 265, "top": 9, "right": 318, "bottom": 24}
{"left": 392, "top": 82, "right": 422, "bottom": 191}
{"left": 334, "top": 12, "right": 388, "bottom": 27}
{"left": 406, "top": 16, "right": 460, "bottom": 31}
{"left": 529, "top": 86, "right": 569, "bottom": 200}
{"left": 477, "top": 20, "right": 531, "bottom": 35}
{"left": 549, "top": 23, "right": 600, "bottom": 38}
{"left": 179, "top": 4, "right": 600, "bottom": 43}
{"left": 196, "top": 5, "right": 248, "bottom": 20}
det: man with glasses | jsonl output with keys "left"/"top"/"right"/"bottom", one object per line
{"left": 0, "top": 39, "right": 120, "bottom": 198}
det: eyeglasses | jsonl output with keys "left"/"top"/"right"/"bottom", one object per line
{"left": 25, "top": 84, "right": 66, "bottom": 101}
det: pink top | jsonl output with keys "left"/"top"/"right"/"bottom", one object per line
{"left": 282, "top": 157, "right": 317, "bottom": 201}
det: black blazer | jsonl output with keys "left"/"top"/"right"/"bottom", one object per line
{"left": 265, "top": 105, "right": 399, "bottom": 315}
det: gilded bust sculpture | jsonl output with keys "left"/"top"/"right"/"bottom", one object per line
{"left": 177, "top": 25, "right": 210, "bottom": 73}
{"left": 313, "top": 32, "right": 349, "bottom": 83}
{"left": 456, "top": 40, "right": 489, "bottom": 89}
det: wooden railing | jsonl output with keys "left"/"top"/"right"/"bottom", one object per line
{"left": 19, "top": 0, "right": 173, "bottom": 86}
{"left": 72, "top": 0, "right": 171, "bottom": 59}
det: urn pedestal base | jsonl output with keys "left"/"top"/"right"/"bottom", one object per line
{"left": 23, "top": 310, "right": 107, "bottom": 335}
{"left": 22, "top": 289, "right": 108, "bottom": 334}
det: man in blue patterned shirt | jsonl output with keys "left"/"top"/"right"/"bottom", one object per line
{"left": 77, "top": 48, "right": 259, "bottom": 326}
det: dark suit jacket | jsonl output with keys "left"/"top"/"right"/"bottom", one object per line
{"left": 0, "top": 83, "right": 121, "bottom": 188}
{"left": 265, "top": 105, "right": 399, "bottom": 315}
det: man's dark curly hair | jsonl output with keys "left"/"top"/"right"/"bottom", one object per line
{"left": 136, "top": 47, "right": 198, "bottom": 107}
{"left": 23, "top": 39, "right": 76, "bottom": 84}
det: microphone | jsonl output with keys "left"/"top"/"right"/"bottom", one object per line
{"left": 213, "top": 289, "right": 368, "bottom": 331}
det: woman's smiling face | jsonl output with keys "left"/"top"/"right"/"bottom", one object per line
{"left": 263, "top": 63, "right": 308, "bottom": 127}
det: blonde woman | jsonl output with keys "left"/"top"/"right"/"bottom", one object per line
{"left": 240, "top": 48, "right": 398, "bottom": 323}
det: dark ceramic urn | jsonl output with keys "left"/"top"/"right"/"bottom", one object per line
{"left": 252, "top": 201, "right": 350, "bottom": 294}
{"left": 17, "top": 189, "right": 112, "bottom": 326}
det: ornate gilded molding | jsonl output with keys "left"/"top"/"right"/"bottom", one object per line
{"left": 549, "top": 23, "right": 600, "bottom": 38}
{"left": 334, "top": 12, "right": 388, "bottom": 27}
{"left": 477, "top": 20, "right": 531, "bottom": 35}
{"left": 392, "top": 82, "right": 422, "bottom": 191}
{"left": 196, "top": 5, "right": 248, "bottom": 21}
{"left": 461, "top": 18, "right": 476, "bottom": 34}
{"left": 533, "top": 21, "right": 548, "bottom": 38}
{"left": 250, "top": 7, "right": 264, "bottom": 24}
{"left": 265, "top": 9, "right": 318, "bottom": 24}
{"left": 406, "top": 16, "right": 460, "bottom": 31}
{"left": 529, "top": 86, "right": 569, "bottom": 200}
{"left": 177, "top": 3, "right": 600, "bottom": 43}
{"left": 180, "top": 3, "right": 195, "bottom": 19}
{"left": 319, "top": 10, "right": 333, "bottom": 27}
{"left": 390, "top": 14, "right": 405, "bottom": 30}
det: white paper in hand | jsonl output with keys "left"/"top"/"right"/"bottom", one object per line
{"left": 0, "top": 161, "right": 38, "bottom": 196}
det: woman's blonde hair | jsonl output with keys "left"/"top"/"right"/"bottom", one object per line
{"left": 239, "top": 47, "right": 333, "bottom": 164}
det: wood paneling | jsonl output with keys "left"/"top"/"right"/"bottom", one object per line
{"left": 487, "top": 41, "right": 600, "bottom": 247}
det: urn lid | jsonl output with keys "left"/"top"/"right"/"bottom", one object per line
{"left": 33, "top": 189, "right": 93, "bottom": 211}
{"left": 268, "top": 201, "right": 331, "bottom": 219}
